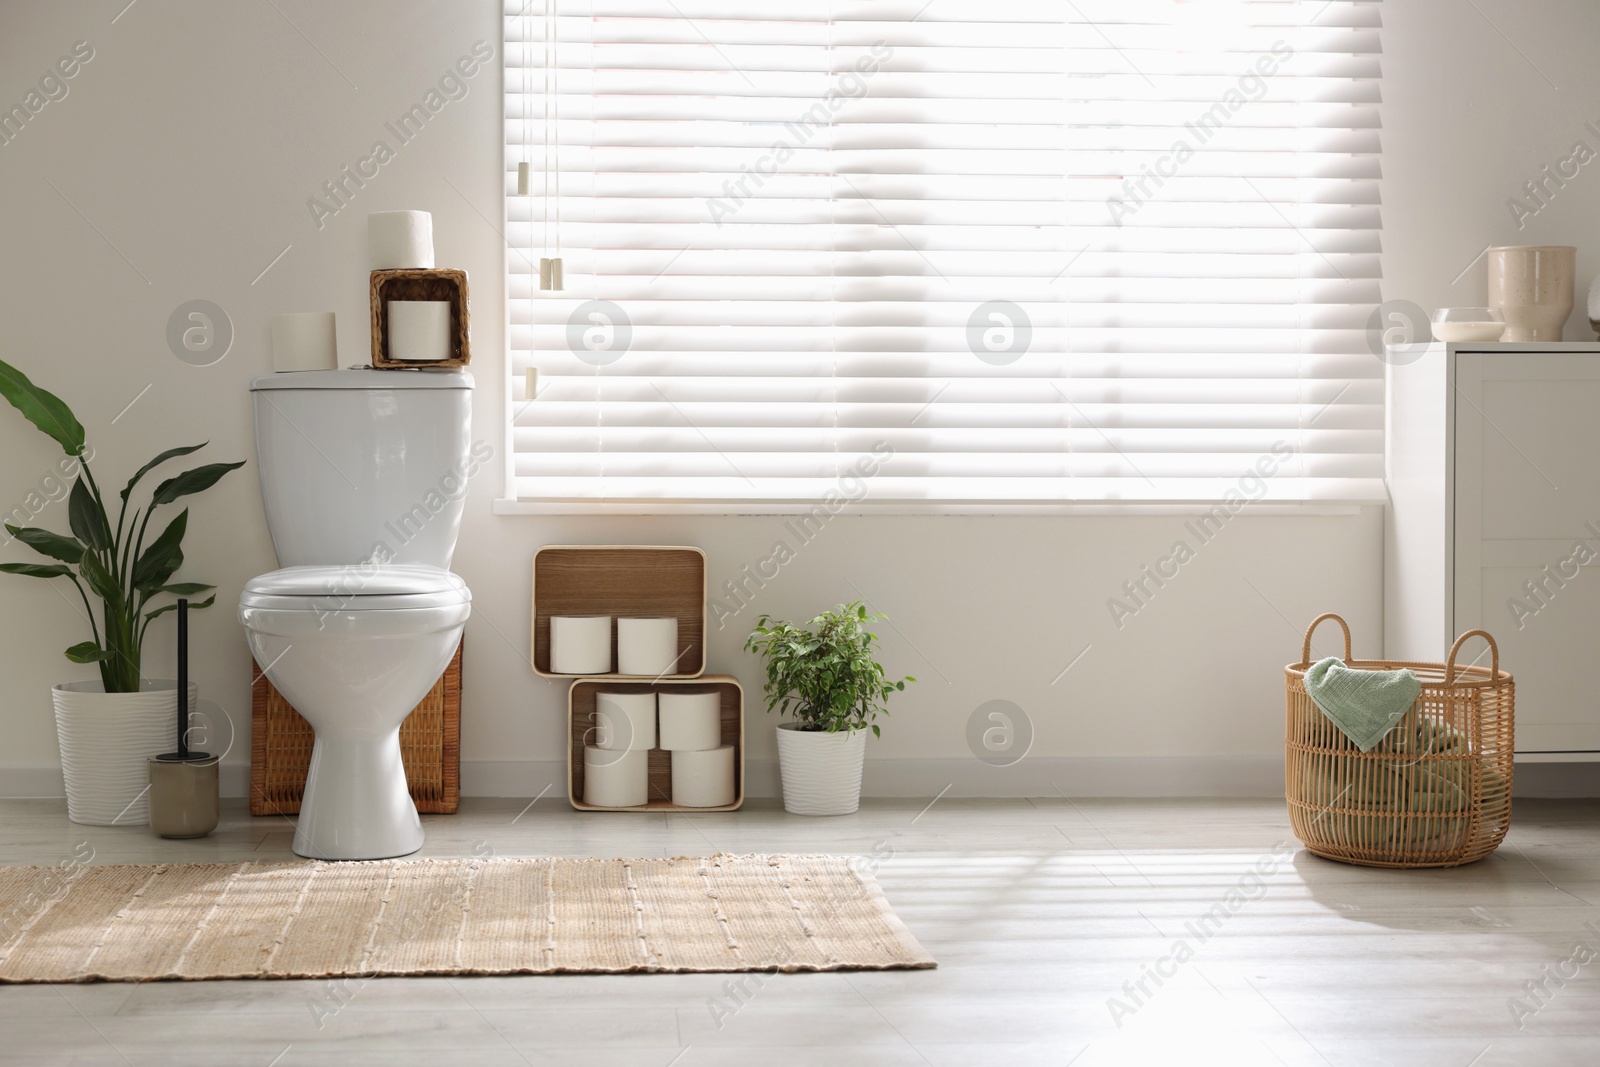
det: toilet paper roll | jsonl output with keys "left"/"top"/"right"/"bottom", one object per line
{"left": 617, "top": 617, "right": 679, "bottom": 676}
{"left": 368, "top": 210, "right": 434, "bottom": 270}
{"left": 270, "top": 312, "right": 338, "bottom": 373}
{"left": 387, "top": 301, "right": 452, "bottom": 362}
{"left": 670, "top": 745, "right": 736, "bottom": 808}
{"left": 658, "top": 690, "right": 722, "bottom": 751}
{"left": 594, "top": 691, "right": 656, "bottom": 751}
{"left": 550, "top": 616, "right": 612, "bottom": 674}
{"left": 583, "top": 746, "right": 649, "bottom": 808}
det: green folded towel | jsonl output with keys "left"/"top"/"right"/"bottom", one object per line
{"left": 1303, "top": 657, "right": 1422, "bottom": 752}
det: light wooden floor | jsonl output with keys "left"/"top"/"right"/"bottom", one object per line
{"left": 0, "top": 795, "right": 1597, "bottom": 1066}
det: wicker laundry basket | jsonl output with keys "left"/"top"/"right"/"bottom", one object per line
{"left": 1284, "top": 614, "right": 1513, "bottom": 868}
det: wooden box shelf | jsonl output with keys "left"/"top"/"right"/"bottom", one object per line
{"left": 530, "top": 545, "right": 706, "bottom": 678}
{"left": 369, "top": 268, "right": 470, "bottom": 368}
{"left": 567, "top": 675, "right": 743, "bottom": 811}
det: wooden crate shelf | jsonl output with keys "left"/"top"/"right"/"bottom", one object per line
{"left": 369, "top": 268, "right": 470, "bottom": 368}
{"left": 250, "top": 639, "right": 462, "bottom": 816}
{"left": 567, "top": 675, "right": 743, "bottom": 812}
{"left": 530, "top": 545, "right": 706, "bottom": 678}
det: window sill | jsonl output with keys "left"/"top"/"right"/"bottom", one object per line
{"left": 492, "top": 497, "right": 1382, "bottom": 518}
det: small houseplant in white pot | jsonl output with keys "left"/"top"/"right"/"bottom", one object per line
{"left": 0, "top": 359, "right": 242, "bottom": 825}
{"left": 745, "top": 601, "right": 913, "bottom": 816}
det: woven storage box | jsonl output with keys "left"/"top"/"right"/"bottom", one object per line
{"left": 250, "top": 640, "right": 462, "bottom": 816}
{"left": 369, "top": 268, "right": 470, "bottom": 368}
{"left": 1285, "top": 614, "right": 1513, "bottom": 868}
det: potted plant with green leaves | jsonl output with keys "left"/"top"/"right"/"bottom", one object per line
{"left": 0, "top": 359, "right": 243, "bottom": 825}
{"left": 744, "top": 601, "right": 913, "bottom": 815}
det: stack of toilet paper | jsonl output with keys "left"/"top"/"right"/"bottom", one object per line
{"left": 582, "top": 691, "right": 655, "bottom": 807}
{"left": 551, "top": 616, "right": 680, "bottom": 677}
{"left": 661, "top": 690, "right": 734, "bottom": 808}
{"left": 581, "top": 689, "right": 733, "bottom": 808}
{"left": 368, "top": 210, "right": 462, "bottom": 366}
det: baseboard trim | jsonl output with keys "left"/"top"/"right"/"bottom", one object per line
{"left": 1510, "top": 761, "right": 1600, "bottom": 798}
{"left": 863, "top": 757, "right": 1291, "bottom": 798}
{"left": 2, "top": 756, "right": 1594, "bottom": 800}
{"left": 0, "top": 763, "right": 252, "bottom": 800}
{"left": 471, "top": 756, "right": 1600, "bottom": 800}
{"left": 458, "top": 757, "right": 1291, "bottom": 800}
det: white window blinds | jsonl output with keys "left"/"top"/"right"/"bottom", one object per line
{"left": 503, "top": 0, "right": 1383, "bottom": 510}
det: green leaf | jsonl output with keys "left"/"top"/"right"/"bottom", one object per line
{"left": 68, "top": 477, "right": 109, "bottom": 551}
{"left": 133, "top": 509, "right": 187, "bottom": 590}
{"left": 121, "top": 443, "right": 208, "bottom": 502}
{"left": 0, "top": 360, "right": 85, "bottom": 456}
{"left": 0, "top": 562, "right": 73, "bottom": 579}
{"left": 64, "top": 641, "right": 111, "bottom": 664}
{"left": 3, "top": 524, "right": 83, "bottom": 564}
{"left": 154, "top": 582, "right": 214, "bottom": 596}
{"left": 142, "top": 548, "right": 183, "bottom": 593}
{"left": 150, "top": 461, "right": 245, "bottom": 506}
{"left": 143, "top": 602, "right": 178, "bottom": 625}
{"left": 77, "top": 550, "right": 120, "bottom": 603}
{"left": 144, "top": 593, "right": 214, "bottom": 625}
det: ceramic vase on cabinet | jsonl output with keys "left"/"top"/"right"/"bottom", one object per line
{"left": 1487, "top": 245, "right": 1575, "bottom": 341}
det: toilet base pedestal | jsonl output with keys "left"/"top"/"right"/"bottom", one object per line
{"left": 293, "top": 729, "right": 424, "bottom": 861}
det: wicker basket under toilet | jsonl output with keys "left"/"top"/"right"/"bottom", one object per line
{"left": 249, "top": 639, "right": 462, "bottom": 816}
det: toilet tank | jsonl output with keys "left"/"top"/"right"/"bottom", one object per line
{"left": 250, "top": 370, "right": 476, "bottom": 568}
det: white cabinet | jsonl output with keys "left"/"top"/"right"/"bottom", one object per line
{"left": 1385, "top": 342, "right": 1600, "bottom": 758}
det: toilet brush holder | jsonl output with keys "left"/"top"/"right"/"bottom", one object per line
{"left": 148, "top": 755, "right": 219, "bottom": 839}
{"left": 147, "top": 596, "right": 218, "bottom": 839}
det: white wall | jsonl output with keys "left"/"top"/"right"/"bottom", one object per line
{"left": 1381, "top": 0, "right": 1600, "bottom": 329}
{"left": 0, "top": 0, "right": 1588, "bottom": 800}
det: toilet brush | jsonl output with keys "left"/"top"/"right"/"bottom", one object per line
{"left": 157, "top": 599, "right": 206, "bottom": 762}
{"left": 148, "top": 599, "right": 220, "bottom": 838}
{"left": 177, "top": 598, "right": 190, "bottom": 759}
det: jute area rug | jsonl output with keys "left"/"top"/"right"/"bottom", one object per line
{"left": 0, "top": 854, "right": 934, "bottom": 983}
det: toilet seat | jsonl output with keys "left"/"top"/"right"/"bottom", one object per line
{"left": 241, "top": 565, "right": 470, "bottom": 612}
{"left": 241, "top": 565, "right": 470, "bottom": 638}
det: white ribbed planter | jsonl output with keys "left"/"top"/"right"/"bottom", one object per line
{"left": 775, "top": 723, "right": 867, "bottom": 816}
{"left": 52, "top": 680, "right": 197, "bottom": 826}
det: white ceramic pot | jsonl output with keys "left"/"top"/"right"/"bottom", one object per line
{"left": 52, "top": 680, "right": 197, "bottom": 826}
{"left": 1487, "top": 245, "right": 1575, "bottom": 341}
{"left": 775, "top": 722, "right": 867, "bottom": 816}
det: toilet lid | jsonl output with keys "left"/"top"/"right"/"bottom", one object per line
{"left": 241, "top": 565, "right": 470, "bottom": 611}
{"left": 250, "top": 369, "right": 473, "bottom": 391}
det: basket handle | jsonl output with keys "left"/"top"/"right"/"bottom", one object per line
{"left": 1301, "top": 613, "right": 1352, "bottom": 665}
{"left": 1445, "top": 629, "right": 1499, "bottom": 685}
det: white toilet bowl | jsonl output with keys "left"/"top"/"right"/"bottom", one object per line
{"left": 240, "top": 564, "right": 470, "bottom": 860}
